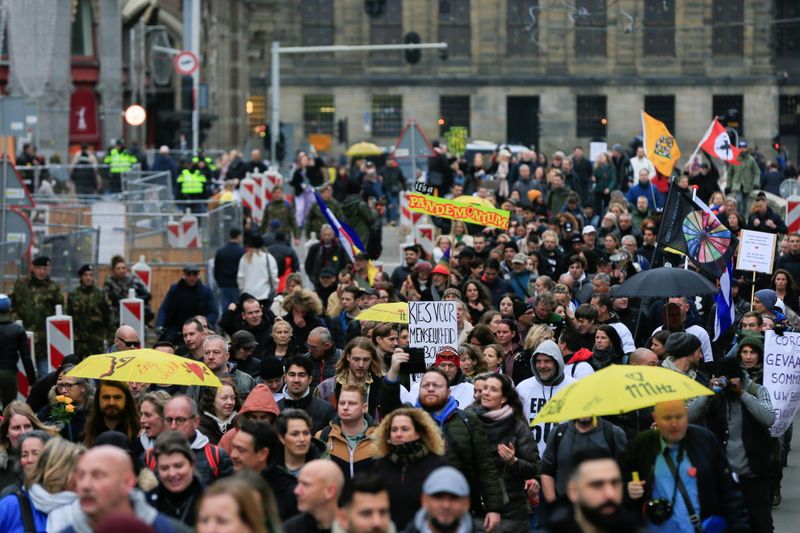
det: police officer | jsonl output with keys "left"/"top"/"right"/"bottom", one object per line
{"left": 67, "top": 264, "right": 113, "bottom": 358}
{"left": 177, "top": 162, "right": 208, "bottom": 213}
{"left": 102, "top": 139, "right": 138, "bottom": 192}
{"left": 0, "top": 293, "right": 35, "bottom": 408}
{"left": 10, "top": 256, "right": 63, "bottom": 377}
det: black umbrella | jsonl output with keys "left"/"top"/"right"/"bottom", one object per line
{"left": 612, "top": 267, "right": 718, "bottom": 298}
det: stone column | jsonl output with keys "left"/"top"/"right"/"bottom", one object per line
{"left": 97, "top": 0, "right": 123, "bottom": 147}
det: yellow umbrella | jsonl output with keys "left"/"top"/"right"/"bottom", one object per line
{"left": 345, "top": 142, "right": 382, "bottom": 157}
{"left": 66, "top": 349, "right": 223, "bottom": 387}
{"left": 355, "top": 302, "right": 409, "bottom": 324}
{"left": 453, "top": 195, "right": 495, "bottom": 208}
{"left": 531, "top": 364, "right": 713, "bottom": 425}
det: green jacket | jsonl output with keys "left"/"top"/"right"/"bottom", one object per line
{"left": 306, "top": 196, "right": 343, "bottom": 238}
{"left": 546, "top": 186, "right": 573, "bottom": 214}
{"left": 728, "top": 153, "right": 760, "bottom": 194}
{"left": 593, "top": 163, "right": 617, "bottom": 193}
{"left": 261, "top": 199, "right": 299, "bottom": 239}
{"left": 11, "top": 274, "right": 63, "bottom": 359}
{"left": 67, "top": 284, "right": 113, "bottom": 357}
{"left": 341, "top": 195, "right": 375, "bottom": 246}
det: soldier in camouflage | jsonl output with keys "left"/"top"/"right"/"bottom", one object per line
{"left": 103, "top": 255, "right": 153, "bottom": 325}
{"left": 10, "top": 256, "right": 63, "bottom": 376}
{"left": 260, "top": 187, "right": 299, "bottom": 241}
{"left": 68, "top": 264, "right": 113, "bottom": 357}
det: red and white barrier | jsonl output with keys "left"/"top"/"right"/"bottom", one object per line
{"left": 251, "top": 173, "right": 265, "bottom": 224}
{"left": 240, "top": 176, "right": 257, "bottom": 223}
{"left": 120, "top": 289, "right": 145, "bottom": 347}
{"left": 131, "top": 255, "right": 152, "bottom": 292}
{"left": 263, "top": 170, "right": 282, "bottom": 202}
{"left": 787, "top": 195, "right": 800, "bottom": 235}
{"left": 16, "top": 324, "right": 34, "bottom": 400}
{"left": 46, "top": 305, "right": 73, "bottom": 373}
{"left": 167, "top": 220, "right": 182, "bottom": 248}
{"left": 417, "top": 224, "right": 435, "bottom": 255}
{"left": 400, "top": 191, "right": 423, "bottom": 228}
{"left": 180, "top": 212, "right": 200, "bottom": 248}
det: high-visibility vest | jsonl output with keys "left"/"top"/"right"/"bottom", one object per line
{"left": 104, "top": 148, "right": 134, "bottom": 173}
{"left": 177, "top": 168, "right": 207, "bottom": 195}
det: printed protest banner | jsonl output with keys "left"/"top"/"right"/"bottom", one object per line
{"left": 764, "top": 330, "right": 800, "bottom": 437}
{"left": 408, "top": 301, "right": 458, "bottom": 367}
{"left": 407, "top": 193, "right": 510, "bottom": 230}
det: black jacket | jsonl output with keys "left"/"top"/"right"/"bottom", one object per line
{"left": 213, "top": 242, "right": 244, "bottom": 289}
{"left": 278, "top": 392, "right": 336, "bottom": 434}
{"left": 0, "top": 319, "right": 34, "bottom": 382}
{"left": 263, "top": 438, "right": 327, "bottom": 520}
{"left": 620, "top": 425, "right": 750, "bottom": 532}
{"left": 147, "top": 476, "right": 204, "bottom": 527}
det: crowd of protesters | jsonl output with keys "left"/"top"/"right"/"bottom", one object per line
{"left": 0, "top": 137, "right": 797, "bottom": 532}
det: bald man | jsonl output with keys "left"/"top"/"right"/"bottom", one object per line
{"left": 284, "top": 459, "right": 345, "bottom": 532}
{"left": 629, "top": 347, "right": 659, "bottom": 367}
{"left": 621, "top": 401, "right": 749, "bottom": 531}
{"left": 112, "top": 325, "right": 140, "bottom": 352}
{"left": 61, "top": 445, "right": 189, "bottom": 533}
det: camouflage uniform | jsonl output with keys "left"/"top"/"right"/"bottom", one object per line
{"left": 103, "top": 273, "right": 153, "bottom": 324}
{"left": 260, "top": 199, "right": 299, "bottom": 239}
{"left": 68, "top": 284, "right": 113, "bottom": 357}
{"left": 10, "top": 274, "right": 63, "bottom": 365}
{"left": 305, "top": 196, "right": 343, "bottom": 238}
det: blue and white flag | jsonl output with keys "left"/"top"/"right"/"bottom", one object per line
{"left": 714, "top": 258, "right": 735, "bottom": 341}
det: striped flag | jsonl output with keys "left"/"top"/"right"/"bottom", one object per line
{"left": 314, "top": 192, "right": 377, "bottom": 284}
{"left": 714, "top": 258, "right": 735, "bottom": 341}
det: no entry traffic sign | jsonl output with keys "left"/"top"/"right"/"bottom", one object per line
{"left": 174, "top": 50, "right": 199, "bottom": 76}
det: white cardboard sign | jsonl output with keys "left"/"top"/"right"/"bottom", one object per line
{"left": 736, "top": 229, "right": 777, "bottom": 274}
{"left": 764, "top": 330, "right": 800, "bottom": 437}
{"left": 408, "top": 301, "right": 458, "bottom": 367}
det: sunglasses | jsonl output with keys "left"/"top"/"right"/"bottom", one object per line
{"left": 116, "top": 337, "right": 140, "bottom": 348}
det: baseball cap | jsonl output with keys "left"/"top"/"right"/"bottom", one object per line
{"left": 511, "top": 253, "right": 528, "bottom": 265}
{"left": 320, "top": 267, "right": 337, "bottom": 278}
{"left": 0, "top": 293, "right": 10, "bottom": 314}
{"left": 582, "top": 225, "right": 597, "bottom": 235}
{"left": 183, "top": 264, "right": 200, "bottom": 274}
{"left": 422, "top": 467, "right": 470, "bottom": 497}
{"left": 232, "top": 330, "right": 258, "bottom": 349}
{"left": 431, "top": 264, "right": 450, "bottom": 276}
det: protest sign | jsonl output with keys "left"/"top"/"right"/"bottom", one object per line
{"left": 764, "top": 330, "right": 800, "bottom": 437}
{"left": 407, "top": 193, "right": 510, "bottom": 230}
{"left": 408, "top": 301, "right": 457, "bottom": 367}
{"left": 589, "top": 141, "right": 608, "bottom": 163}
{"left": 736, "top": 229, "right": 777, "bottom": 274}
{"left": 413, "top": 181, "right": 435, "bottom": 195}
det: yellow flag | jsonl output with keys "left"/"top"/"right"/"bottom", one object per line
{"left": 641, "top": 111, "right": 681, "bottom": 176}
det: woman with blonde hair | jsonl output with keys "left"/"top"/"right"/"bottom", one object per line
{"left": 1, "top": 402, "right": 57, "bottom": 491}
{"left": 372, "top": 407, "right": 447, "bottom": 530}
{"left": 449, "top": 219, "right": 474, "bottom": 247}
{"left": 0, "top": 438, "right": 85, "bottom": 533}
{"left": 197, "top": 477, "right": 267, "bottom": 533}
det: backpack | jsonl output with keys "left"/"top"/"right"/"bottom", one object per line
{"left": 551, "top": 420, "right": 618, "bottom": 459}
{"left": 14, "top": 490, "right": 35, "bottom": 533}
{"left": 145, "top": 444, "right": 222, "bottom": 478}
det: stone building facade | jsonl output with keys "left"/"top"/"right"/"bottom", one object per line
{"left": 242, "top": 0, "right": 800, "bottom": 162}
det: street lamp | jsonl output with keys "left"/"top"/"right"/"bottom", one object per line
{"left": 125, "top": 104, "right": 147, "bottom": 126}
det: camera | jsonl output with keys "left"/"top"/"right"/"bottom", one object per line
{"left": 646, "top": 499, "right": 673, "bottom": 525}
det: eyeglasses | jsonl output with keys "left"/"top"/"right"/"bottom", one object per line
{"left": 116, "top": 337, "right": 140, "bottom": 348}
{"left": 57, "top": 382, "right": 78, "bottom": 391}
{"left": 165, "top": 417, "right": 191, "bottom": 426}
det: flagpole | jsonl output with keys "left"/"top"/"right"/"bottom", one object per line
{"left": 684, "top": 187, "right": 699, "bottom": 269}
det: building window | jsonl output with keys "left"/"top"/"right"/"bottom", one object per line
{"left": 644, "top": 95, "right": 676, "bottom": 134}
{"left": 507, "top": 0, "right": 539, "bottom": 56}
{"left": 576, "top": 95, "right": 607, "bottom": 138}
{"left": 574, "top": 0, "right": 606, "bottom": 58}
{"left": 713, "top": 95, "right": 744, "bottom": 137}
{"left": 71, "top": 0, "right": 95, "bottom": 56}
{"left": 712, "top": 0, "right": 743, "bottom": 56}
{"left": 643, "top": 0, "right": 674, "bottom": 56}
{"left": 438, "top": 0, "right": 471, "bottom": 57}
{"left": 372, "top": 95, "right": 402, "bottom": 137}
{"left": 369, "top": 0, "right": 402, "bottom": 62}
{"left": 303, "top": 95, "right": 335, "bottom": 136}
{"left": 775, "top": 0, "right": 800, "bottom": 59}
{"left": 301, "top": 0, "right": 334, "bottom": 47}
{"left": 779, "top": 95, "right": 800, "bottom": 136}
{"left": 439, "top": 95, "right": 470, "bottom": 136}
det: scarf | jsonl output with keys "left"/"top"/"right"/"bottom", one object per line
{"left": 745, "top": 364, "right": 763, "bottom": 385}
{"left": 479, "top": 404, "right": 514, "bottom": 421}
{"left": 418, "top": 396, "right": 459, "bottom": 427}
{"left": 388, "top": 439, "right": 430, "bottom": 467}
{"left": 593, "top": 346, "right": 621, "bottom": 367}
{"left": 204, "top": 411, "right": 237, "bottom": 434}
